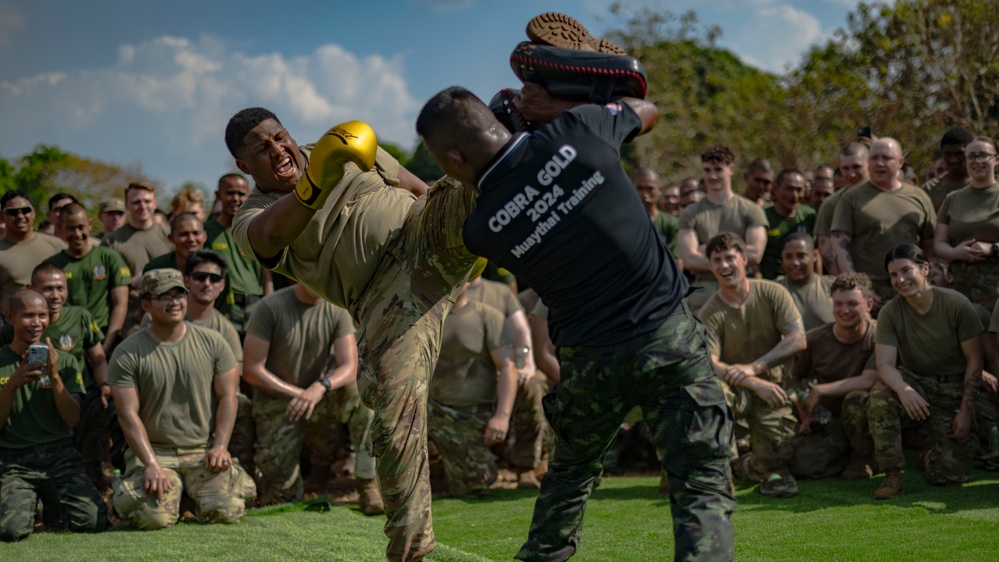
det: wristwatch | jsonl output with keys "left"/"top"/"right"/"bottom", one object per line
{"left": 318, "top": 378, "right": 333, "bottom": 394}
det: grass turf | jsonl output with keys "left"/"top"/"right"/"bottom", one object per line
{"left": 4, "top": 465, "right": 999, "bottom": 561}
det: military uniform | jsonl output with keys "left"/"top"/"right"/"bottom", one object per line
{"left": 109, "top": 322, "right": 255, "bottom": 529}
{"left": 924, "top": 174, "right": 970, "bottom": 213}
{"left": 233, "top": 144, "right": 477, "bottom": 560}
{"left": 0, "top": 347, "right": 107, "bottom": 541}
{"left": 45, "top": 246, "right": 132, "bottom": 333}
{"left": 938, "top": 182, "right": 999, "bottom": 310}
{"left": 776, "top": 275, "right": 835, "bottom": 332}
{"left": 869, "top": 287, "right": 982, "bottom": 484}
{"left": 651, "top": 211, "right": 679, "bottom": 255}
{"left": 100, "top": 223, "right": 171, "bottom": 276}
{"left": 0, "top": 232, "right": 66, "bottom": 314}
{"left": 205, "top": 216, "right": 265, "bottom": 335}
{"left": 761, "top": 204, "right": 816, "bottom": 280}
{"left": 143, "top": 251, "right": 235, "bottom": 314}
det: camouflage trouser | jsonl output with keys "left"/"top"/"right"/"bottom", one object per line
{"left": 73, "top": 388, "right": 118, "bottom": 484}
{"left": 505, "top": 373, "right": 551, "bottom": 470}
{"left": 789, "top": 391, "right": 874, "bottom": 479}
{"left": 113, "top": 447, "right": 256, "bottom": 530}
{"left": 229, "top": 392, "right": 256, "bottom": 475}
{"left": 515, "top": 301, "right": 735, "bottom": 562}
{"left": 869, "top": 372, "right": 978, "bottom": 484}
{"left": 253, "top": 383, "right": 375, "bottom": 505}
{"left": 974, "top": 393, "right": 999, "bottom": 470}
{"left": 723, "top": 382, "right": 796, "bottom": 482}
{"left": 950, "top": 260, "right": 999, "bottom": 311}
{"left": 0, "top": 441, "right": 108, "bottom": 541}
{"left": 427, "top": 402, "right": 497, "bottom": 498}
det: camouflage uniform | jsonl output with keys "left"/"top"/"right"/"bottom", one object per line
{"left": 254, "top": 383, "right": 375, "bottom": 504}
{"left": 723, "top": 383, "right": 797, "bottom": 482}
{"left": 229, "top": 392, "right": 256, "bottom": 475}
{"left": 950, "top": 260, "right": 999, "bottom": 311}
{"left": 974, "top": 393, "right": 999, "bottom": 470}
{"left": 0, "top": 442, "right": 108, "bottom": 541}
{"left": 789, "top": 390, "right": 874, "bottom": 479}
{"left": 113, "top": 448, "right": 256, "bottom": 530}
{"left": 868, "top": 372, "right": 978, "bottom": 485}
{"left": 505, "top": 373, "right": 550, "bottom": 470}
{"left": 515, "top": 302, "right": 735, "bottom": 562}
{"left": 427, "top": 402, "right": 497, "bottom": 498}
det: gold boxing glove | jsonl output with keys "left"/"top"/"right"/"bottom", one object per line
{"left": 295, "top": 120, "right": 378, "bottom": 210}
{"left": 468, "top": 257, "right": 489, "bottom": 281}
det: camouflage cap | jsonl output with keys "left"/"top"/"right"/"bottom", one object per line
{"left": 99, "top": 198, "right": 126, "bottom": 213}
{"left": 140, "top": 268, "right": 188, "bottom": 297}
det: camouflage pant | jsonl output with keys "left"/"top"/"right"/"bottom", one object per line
{"left": 723, "top": 382, "right": 796, "bottom": 482}
{"left": 869, "top": 373, "right": 978, "bottom": 484}
{"left": 427, "top": 402, "right": 497, "bottom": 498}
{"left": 950, "top": 260, "right": 999, "bottom": 311}
{"left": 515, "top": 301, "right": 735, "bottom": 562}
{"left": 789, "top": 390, "right": 874, "bottom": 479}
{"left": 229, "top": 392, "right": 256, "bottom": 475}
{"left": 505, "top": 373, "right": 551, "bottom": 470}
{"left": 0, "top": 442, "right": 108, "bottom": 541}
{"left": 73, "top": 388, "right": 120, "bottom": 485}
{"left": 113, "top": 447, "right": 256, "bottom": 530}
{"left": 253, "top": 384, "right": 375, "bottom": 505}
{"left": 974, "top": 393, "right": 999, "bottom": 469}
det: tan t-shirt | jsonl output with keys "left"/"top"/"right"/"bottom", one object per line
{"left": 232, "top": 146, "right": 411, "bottom": 313}
{"left": 937, "top": 183, "right": 999, "bottom": 244}
{"left": 109, "top": 323, "right": 237, "bottom": 449}
{"left": 466, "top": 278, "right": 523, "bottom": 318}
{"left": 678, "top": 194, "right": 768, "bottom": 282}
{"left": 429, "top": 301, "right": 511, "bottom": 408}
{"left": 830, "top": 182, "right": 936, "bottom": 284}
{"left": 0, "top": 232, "right": 66, "bottom": 313}
{"left": 776, "top": 275, "right": 835, "bottom": 332}
{"left": 813, "top": 187, "right": 849, "bottom": 238}
{"left": 101, "top": 222, "right": 171, "bottom": 274}
{"left": 697, "top": 279, "right": 801, "bottom": 383}
{"left": 924, "top": 175, "right": 970, "bottom": 212}
{"left": 140, "top": 309, "right": 242, "bottom": 363}
{"left": 244, "top": 286, "right": 354, "bottom": 397}
{"left": 877, "top": 287, "right": 983, "bottom": 379}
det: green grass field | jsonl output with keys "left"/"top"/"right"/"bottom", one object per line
{"left": 4, "top": 465, "right": 999, "bottom": 561}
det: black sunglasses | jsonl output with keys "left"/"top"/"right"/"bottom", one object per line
{"left": 190, "top": 271, "right": 224, "bottom": 284}
{"left": 3, "top": 206, "right": 32, "bottom": 217}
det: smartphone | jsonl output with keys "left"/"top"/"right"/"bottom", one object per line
{"left": 857, "top": 126, "right": 873, "bottom": 139}
{"left": 28, "top": 344, "right": 50, "bottom": 387}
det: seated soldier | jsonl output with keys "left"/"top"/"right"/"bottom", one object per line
{"left": 788, "top": 272, "right": 878, "bottom": 480}
{"left": 242, "top": 282, "right": 381, "bottom": 514}
{"left": 427, "top": 283, "right": 517, "bottom": 498}
{"left": 0, "top": 290, "right": 108, "bottom": 541}
{"left": 698, "top": 232, "right": 806, "bottom": 497}
{"left": 776, "top": 233, "right": 835, "bottom": 331}
{"left": 110, "top": 269, "right": 255, "bottom": 529}
{"left": 870, "top": 244, "right": 982, "bottom": 499}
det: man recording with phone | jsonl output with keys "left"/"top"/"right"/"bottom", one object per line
{"left": 0, "top": 289, "right": 108, "bottom": 541}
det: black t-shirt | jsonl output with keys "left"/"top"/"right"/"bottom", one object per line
{"left": 463, "top": 103, "right": 686, "bottom": 347}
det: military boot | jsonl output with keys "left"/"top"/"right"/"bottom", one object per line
{"left": 873, "top": 469, "right": 903, "bottom": 500}
{"left": 358, "top": 478, "right": 385, "bottom": 515}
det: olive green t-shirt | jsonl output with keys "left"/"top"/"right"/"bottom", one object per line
{"left": 776, "top": 275, "right": 835, "bottom": 332}
{"left": 791, "top": 320, "right": 876, "bottom": 411}
{"left": 813, "top": 187, "right": 849, "bottom": 238}
{"left": 877, "top": 287, "right": 983, "bottom": 379}
{"left": 830, "top": 182, "right": 936, "bottom": 284}
{"left": 0, "top": 346, "right": 86, "bottom": 449}
{"left": 244, "top": 286, "right": 354, "bottom": 398}
{"left": 108, "top": 323, "right": 237, "bottom": 449}
{"left": 986, "top": 298, "right": 999, "bottom": 333}
{"left": 924, "top": 175, "right": 970, "bottom": 212}
{"left": 761, "top": 205, "right": 817, "bottom": 280}
{"left": 0, "top": 306, "right": 104, "bottom": 389}
{"left": 101, "top": 222, "right": 171, "bottom": 275}
{"left": 143, "top": 251, "right": 235, "bottom": 310}
{"left": 697, "top": 279, "right": 801, "bottom": 383}
{"left": 466, "top": 278, "right": 523, "bottom": 318}
{"left": 652, "top": 211, "right": 679, "bottom": 255}
{"left": 139, "top": 308, "right": 243, "bottom": 363}
{"left": 45, "top": 246, "right": 132, "bottom": 330}
{"left": 937, "top": 183, "right": 999, "bottom": 244}
{"left": 429, "top": 301, "right": 511, "bottom": 408}
{"left": 205, "top": 217, "right": 263, "bottom": 297}
{"left": 678, "top": 194, "right": 768, "bottom": 283}
{"left": 0, "top": 233, "right": 67, "bottom": 314}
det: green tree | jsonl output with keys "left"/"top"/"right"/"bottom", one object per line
{"left": 405, "top": 142, "right": 444, "bottom": 183}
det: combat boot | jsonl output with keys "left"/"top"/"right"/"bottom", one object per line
{"left": 358, "top": 478, "right": 385, "bottom": 515}
{"left": 841, "top": 456, "right": 873, "bottom": 480}
{"left": 873, "top": 469, "right": 903, "bottom": 500}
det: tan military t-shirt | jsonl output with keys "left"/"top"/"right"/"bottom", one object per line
{"left": 192, "top": 309, "right": 242, "bottom": 363}
{"left": 232, "top": 146, "right": 412, "bottom": 313}
{"left": 830, "top": 182, "right": 936, "bottom": 284}
{"left": 776, "top": 275, "right": 835, "bottom": 331}
{"left": 109, "top": 323, "right": 237, "bottom": 449}
{"left": 678, "top": 194, "right": 768, "bottom": 283}
{"left": 429, "top": 301, "right": 511, "bottom": 408}
{"left": 813, "top": 187, "right": 849, "bottom": 238}
{"left": 244, "top": 286, "right": 354, "bottom": 397}
{"left": 791, "top": 320, "right": 876, "bottom": 412}
{"left": 697, "top": 279, "right": 801, "bottom": 383}
{"left": 101, "top": 222, "right": 171, "bottom": 274}
{"left": 924, "top": 175, "right": 970, "bottom": 212}
{"left": 466, "top": 278, "right": 523, "bottom": 318}
{"left": 877, "top": 287, "right": 983, "bottom": 379}
{"left": 937, "top": 183, "right": 999, "bottom": 244}
{"left": 0, "top": 232, "right": 66, "bottom": 313}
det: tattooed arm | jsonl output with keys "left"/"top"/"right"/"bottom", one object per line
{"left": 831, "top": 231, "right": 855, "bottom": 274}
{"left": 953, "top": 336, "right": 983, "bottom": 439}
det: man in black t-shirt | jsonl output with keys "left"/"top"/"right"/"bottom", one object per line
{"left": 417, "top": 84, "right": 734, "bottom": 562}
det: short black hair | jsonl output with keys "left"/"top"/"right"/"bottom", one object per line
{"left": 705, "top": 231, "right": 746, "bottom": 259}
{"left": 416, "top": 86, "right": 482, "bottom": 140}
{"left": 217, "top": 173, "right": 247, "bottom": 189}
{"left": 782, "top": 231, "right": 814, "bottom": 252}
{"left": 774, "top": 169, "right": 802, "bottom": 187}
{"left": 185, "top": 248, "right": 228, "bottom": 277}
{"left": 1, "top": 190, "right": 33, "bottom": 209}
{"left": 48, "top": 193, "right": 78, "bottom": 211}
{"left": 940, "top": 127, "right": 973, "bottom": 148}
{"left": 225, "top": 107, "right": 280, "bottom": 159}
{"left": 59, "top": 202, "right": 89, "bottom": 223}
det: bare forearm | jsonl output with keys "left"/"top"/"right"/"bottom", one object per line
{"left": 244, "top": 365, "right": 301, "bottom": 398}
{"left": 213, "top": 392, "right": 237, "bottom": 450}
{"left": 246, "top": 194, "right": 318, "bottom": 260}
{"left": 832, "top": 232, "right": 855, "bottom": 273}
{"left": 106, "top": 287, "right": 128, "bottom": 346}
{"left": 118, "top": 410, "right": 160, "bottom": 467}
{"left": 818, "top": 236, "right": 839, "bottom": 276}
{"left": 51, "top": 381, "right": 81, "bottom": 428}
{"left": 752, "top": 331, "right": 806, "bottom": 374}
{"left": 0, "top": 386, "right": 17, "bottom": 433}
{"left": 495, "top": 364, "right": 517, "bottom": 419}
{"left": 260, "top": 269, "right": 274, "bottom": 295}
{"left": 816, "top": 371, "right": 877, "bottom": 398}
{"left": 324, "top": 362, "right": 357, "bottom": 391}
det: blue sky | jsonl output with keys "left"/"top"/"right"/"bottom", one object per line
{"left": 0, "top": 0, "right": 861, "bottom": 193}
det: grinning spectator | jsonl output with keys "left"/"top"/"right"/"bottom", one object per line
{"left": 761, "top": 169, "right": 815, "bottom": 280}
{"left": 632, "top": 167, "right": 679, "bottom": 256}
{"left": 776, "top": 233, "right": 835, "bottom": 331}
{"left": 742, "top": 158, "right": 774, "bottom": 206}
{"left": 815, "top": 143, "right": 869, "bottom": 276}
{"left": 0, "top": 191, "right": 66, "bottom": 316}
{"left": 101, "top": 182, "right": 172, "bottom": 276}
{"left": 923, "top": 127, "right": 973, "bottom": 212}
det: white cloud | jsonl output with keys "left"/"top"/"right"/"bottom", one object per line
{"left": 0, "top": 35, "right": 419, "bottom": 190}
{"left": 725, "top": 4, "right": 826, "bottom": 73}
{"left": 0, "top": 2, "right": 26, "bottom": 47}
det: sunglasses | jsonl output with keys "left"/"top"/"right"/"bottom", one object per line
{"left": 3, "top": 206, "right": 32, "bottom": 217}
{"left": 189, "top": 271, "right": 224, "bottom": 284}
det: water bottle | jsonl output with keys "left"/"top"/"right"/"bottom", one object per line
{"left": 990, "top": 423, "right": 999, "bottom": 456}
{"left": 112, "top": 469, "right": 122, "bottom": 486}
